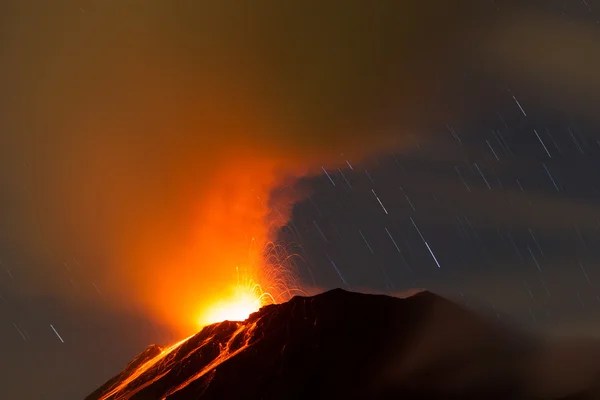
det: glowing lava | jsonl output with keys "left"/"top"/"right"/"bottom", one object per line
{"left": 198, "top": 269, "right": 275, "bottom": 327}
{"left": 201, "top": 288, "right": 260, "bottom": 325}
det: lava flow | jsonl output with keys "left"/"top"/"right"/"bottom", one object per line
{"left": 97, "top": 336, "right": 195, "bottom": 400}
{"left": 94, "top": 316, "right": 262, "bottom": 400}
{"left": 92, "top": 245, "right": 303, "bottom": 399}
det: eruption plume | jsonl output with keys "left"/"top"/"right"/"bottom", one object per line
{"left": 0, "top": 1, "right": 468, "bottom": 333}
{"left": 3, "top": 1, "right": 599, "bottom": 334}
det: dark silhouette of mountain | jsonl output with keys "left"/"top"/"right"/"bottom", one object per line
{"left": 86, "top": 289, "right": 600, "bottom": 400}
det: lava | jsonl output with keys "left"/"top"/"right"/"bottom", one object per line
{"left": 194, "top": 239, "right": 305, "bottom": 328}
{"left": 98, "top": 335, "right": 195, "bottom": 400}
{"left": 93, "top": 249, "right": 299, "bottom": 399}
{"left": 198, "top": 268, "right": 275, "bottom": 326}
{"left": 163, "top": 321, "right": 260, "bottom": 399}
{"left": 94, "top": 317, "right": 262, "bottom": 399}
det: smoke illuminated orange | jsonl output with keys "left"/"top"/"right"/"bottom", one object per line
{"left": 112, "top": 150, "right": 295, "bottom": 334}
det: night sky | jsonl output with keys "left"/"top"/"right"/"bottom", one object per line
{"left": 2, "top": 1, "right": 600, "bottom": 399}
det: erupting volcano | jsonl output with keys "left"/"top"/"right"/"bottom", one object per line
{"left": 87, "top": 289, "right": 600, "bottom": 400}
{"left": 200, "top": 282, "right": 266, "bottom": 326}
{"left": 198, "top": 267, "right": 276, "bottom": 326}
{"left": 192, "top": 239, "right": 305, "bottom": 329}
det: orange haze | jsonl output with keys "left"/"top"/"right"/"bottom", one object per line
{"left": 129, "top": 153, "right": 296, "bottom": 332}
{"left": 1, "top": 1, "right": 489, "bottom": 334}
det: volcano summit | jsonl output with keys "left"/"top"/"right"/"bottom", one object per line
{"left": 86, "top": 289, "right": 600, "bottom": 399}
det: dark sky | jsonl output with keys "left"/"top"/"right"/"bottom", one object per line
{"left": 2, "top": 1, "right": 600, "bottom": 399}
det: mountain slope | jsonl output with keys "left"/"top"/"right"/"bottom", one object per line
{"left": 86, "top": 289, "right": 599, "bottom": 400}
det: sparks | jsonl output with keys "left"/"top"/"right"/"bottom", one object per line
{"left": 201, "top": 287, "right": 265, "bottom": 326}
{"left": 198, "top": 268, "right": 275, "bottom": 327}
{"left": 197, "top": 242, "right": 303, "bottom": 328}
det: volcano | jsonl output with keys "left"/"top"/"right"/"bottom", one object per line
{"left": 86, "top": 289, "right": 600, "bottom": 400}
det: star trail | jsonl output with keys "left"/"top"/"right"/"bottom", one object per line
{"left": 283, "top": 104, "right": 600, "bottom": 340}
{"left": 2, "top": 1, "right": 600, "bottom": 399}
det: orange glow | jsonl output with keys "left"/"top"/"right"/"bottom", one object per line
{"left": 98, "top": 335, "right": 194, "bottom": 400}
{"left": 201, "top": 288, "right": 259, "bottom": 325}
{"left": 196, "top": 241, "right": 303, "bottom": 328}
{"left": 115, "top": 152, "right": 304, "bottom": 335}
{"left": 6, "top": 2, "right": 419, "bottom": 356}
{"left": 97, "top": 320, "right": 262, "bottom": 399}
{"left": 53, "top": 68, "right": 346, "bottom": 336}
{"left": 199, "top": 272, "right": 275, "bottom": 326}
{"left": 21, "top": 36, "right": 389, "bottom": 337}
